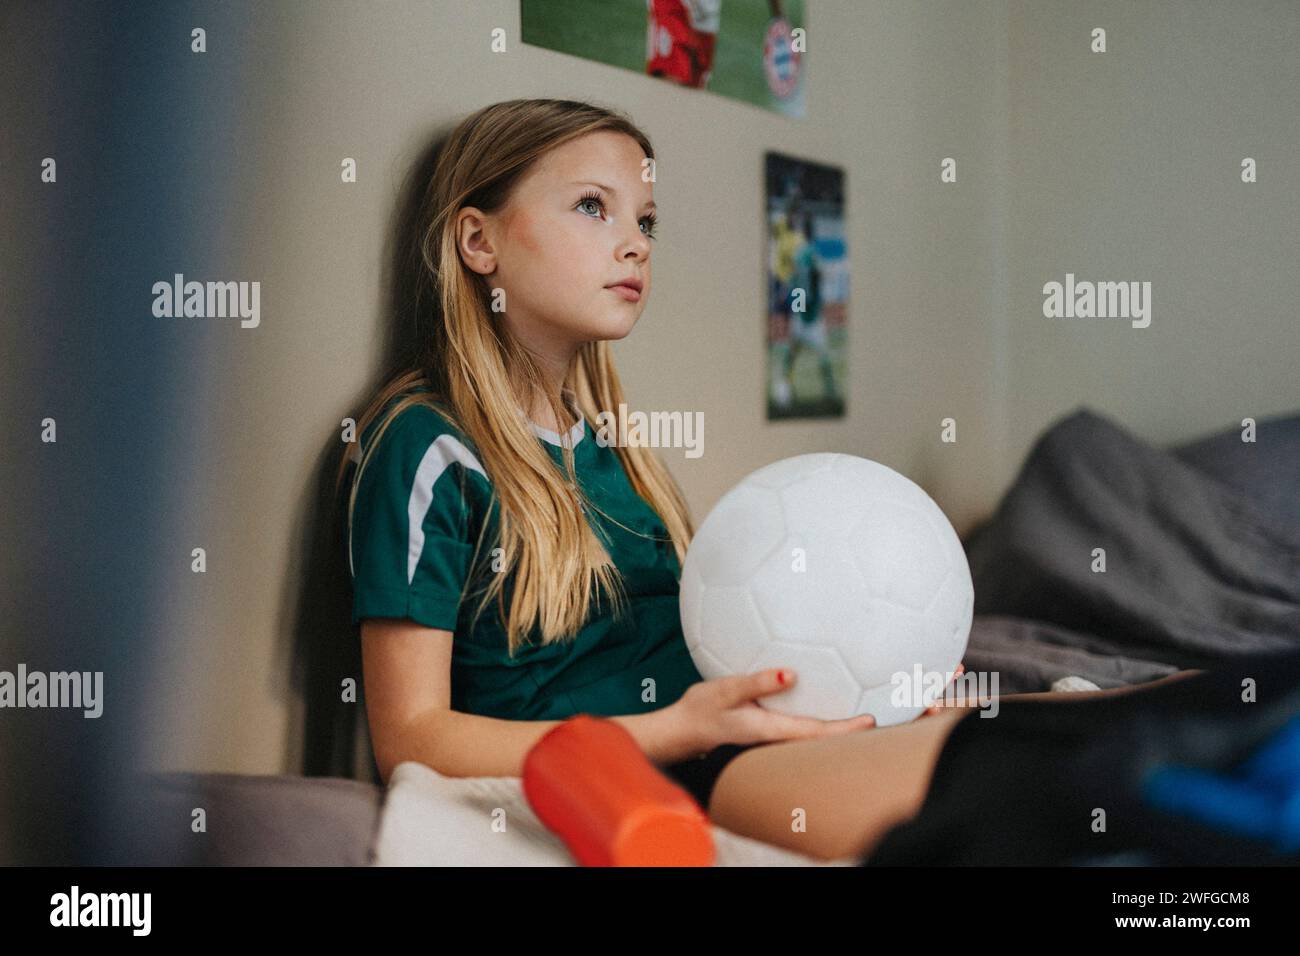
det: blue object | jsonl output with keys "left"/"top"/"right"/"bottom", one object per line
{"left": 1143, "top": 713, "right": 1300, "bottom": 854}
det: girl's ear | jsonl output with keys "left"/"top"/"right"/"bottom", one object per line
{"left": 456, "top": 206, "right": 497, "bottom": 275}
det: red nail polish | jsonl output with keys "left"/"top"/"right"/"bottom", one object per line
{"left": 777, "top": 670, "right": 786, "bottom": 685}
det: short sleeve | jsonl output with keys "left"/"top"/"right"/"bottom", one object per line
{"left": 348, "top": 405, "right": 489, "bottom": 631}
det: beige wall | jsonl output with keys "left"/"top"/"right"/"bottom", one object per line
{"left": 141, "top": 0, "right": 1299, "bottom": 776}
{"left": 1003, "top": 0, "right": 1300, "bottom": 464}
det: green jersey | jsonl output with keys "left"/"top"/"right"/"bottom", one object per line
{"left": 348, "top": 388, "right": 703, "bottom": 721}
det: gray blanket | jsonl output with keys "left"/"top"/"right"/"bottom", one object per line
{"left": 961, "top": 408, "right": 1300, "bottom": 693}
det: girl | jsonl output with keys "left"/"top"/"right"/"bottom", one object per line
{"left": 339, "top": 98, "right": 1197, "bottom": 863}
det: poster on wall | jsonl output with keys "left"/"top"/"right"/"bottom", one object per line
{"left": 765, "top": 151, "right": 847, "bottom": 420}
{"left": 520, "top": 0, "right": 807, "bottom": 118}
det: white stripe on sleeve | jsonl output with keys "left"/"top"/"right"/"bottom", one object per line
{"left": 408, "top": 435, "right": 489, "bottom": 585}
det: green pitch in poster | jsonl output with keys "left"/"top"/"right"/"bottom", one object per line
{"left": 521, "top": 0, "right": 807, "bottom": 118}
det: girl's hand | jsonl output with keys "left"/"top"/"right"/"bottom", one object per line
{"left": 670, "top": 668, "right": 877, "bottom": 754}
{"left": 922, "top": 662, "right": 967, "bottom": 716}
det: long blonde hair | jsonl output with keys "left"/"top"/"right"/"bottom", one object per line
{"left": 336, "top": 98, "right": 694, "bottom": 657}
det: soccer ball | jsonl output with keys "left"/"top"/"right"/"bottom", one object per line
{"left": 679, "top": 453, "right": 973, "bottom": 727}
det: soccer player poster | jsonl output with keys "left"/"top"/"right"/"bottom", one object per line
{"left": 766, "top": 151, "right": 847, "bottom": 419}
{"left": 520, "top": 0, "right": 807, "bottom": 118}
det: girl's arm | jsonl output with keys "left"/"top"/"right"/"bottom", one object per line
{"left": 361, "top": 618, "right": 694, "bottom": 784}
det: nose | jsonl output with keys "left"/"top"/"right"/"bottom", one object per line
{"left": 618, "top": 222, "right": 651, "bottom": 261}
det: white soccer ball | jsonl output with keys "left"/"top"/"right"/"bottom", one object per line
{"left": 679, "top": 453, "right": 974, "bottom": 727}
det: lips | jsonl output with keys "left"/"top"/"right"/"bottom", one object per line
{"left": 606, "top": 278, "right": 643, "bottom": 302}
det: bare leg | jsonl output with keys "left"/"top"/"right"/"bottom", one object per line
{"left": 708, "top": 669, "right": 1205, "bottom": 862}
{"left": 709, "top": 707, "right": 970, "bottom": 862}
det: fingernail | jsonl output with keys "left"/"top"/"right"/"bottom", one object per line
{"left": 777, "top": 670, "right": 788, "bottom": 685}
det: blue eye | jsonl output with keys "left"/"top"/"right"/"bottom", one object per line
{"left": 577, "top": 191, "right": 657, "bottom": 240}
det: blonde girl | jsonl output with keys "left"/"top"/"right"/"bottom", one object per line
{"left": 340, "top": 98, "right": 1195, "bottom": 861}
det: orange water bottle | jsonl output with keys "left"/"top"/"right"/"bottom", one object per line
{"left": 522, "top": 714, "right": 715, "bottom": 866}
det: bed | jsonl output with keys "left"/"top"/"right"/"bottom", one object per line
{"left": 132, "top": 763, "right": 855, "bottom": 866}
{"left": 132, "top": 406, "right": 1300, "bottom": 866}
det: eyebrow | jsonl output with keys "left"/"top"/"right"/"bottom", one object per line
{"left": 569, "top": 180, "right": 656, "bottom": 211}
